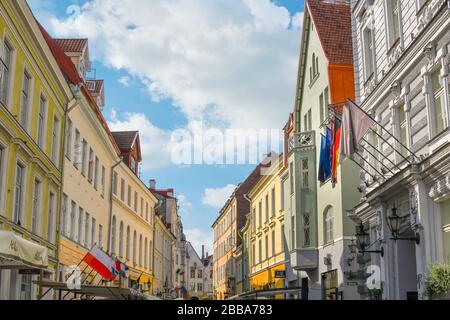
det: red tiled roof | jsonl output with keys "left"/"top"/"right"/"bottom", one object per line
{"left": 37, "top": 22, "right": 82, "bottom": 86}
{"left": 307, "top": 0, "right": 353, "bottom": 65}
{"left": 54, "top": 38, "right": 88, "bottom": 54}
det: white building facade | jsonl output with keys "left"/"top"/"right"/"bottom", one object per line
{"left": 350, "top": 0, "right": 450, "bottom": 300}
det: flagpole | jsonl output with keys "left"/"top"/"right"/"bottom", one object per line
{"left": 350, "top": 158, "right": 378, "bottom": 182}
{"left": 361, "top": 138, "right": 402, "bottom": 171}
{"left": 358, "top": 144, "right": 396, "bottom": 175}
{"left": 347, "top": 99, "right": 419, "bottom": 162}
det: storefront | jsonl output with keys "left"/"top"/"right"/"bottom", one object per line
{"left": 0, "top": 230, "right": 52, "bottom": 300}
{"left": 250, "top": 263, "right": 286, "bottom": 299}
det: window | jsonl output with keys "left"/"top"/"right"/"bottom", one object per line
{"left": 47, "top": 192, "right": 55, "bottom": 242}
{"left": 20, "top": 274, "right": 32, "bottom": 300}
{"left": 31, "top": 179, "right": 42, "bottom": 234}
{"left": 85, "top": 212, "right": 92, "bottom": 247}
{"left": 272, "top": 229, "right": 276, "bottom": 256}
{"left": 258, "top": 201, "right": 262, "bottom": 228}
{"left": 265, "top": 235, "right": 269, "bottom": 260}
{"left": 363, "top": 28, "right": 375, "bottom": 80}
{"left": 271, "top": 188, "right": 276, "bottom": 217}
{"left": 70, "top": 201, "right": 76, "bottom": 240}
{"left": 130, "top": 157, "right": 136, "bottom": 174}
{"left": 397, "top": 104, "right": 408, "bottom": 158}
{"left": 265, "top": 194, "right": 269, "bottom": 223}
{"left": 304, "top": 109, "right": 312, "bottom": 131}
{"left": 252, "top": 207, "right": 256, "bottom": 232}
{"left": 51, "top": 116, "right": 60, "bottom": 164}
{"left": 302, "top": 159, "right": 309, "bottom": 188}
{"left": 140, "top": 197, "right": 144, "bottom": 217}
{"left": 81, "top": 139, "right": 87, "bottom": 175}
{"left": 0, "top": 148, "right": 4, "bottom": 206}
{"left": 133, "top": 231, "right": 137, "bottom": 264}
{"left": 431, "top": 69, "right": 445, "bottom": 135}
{"left": 101, "top": 166, "right": 105, "bottom": 196}
{"left": 280, "top": 181, "right": 285, "bottom": 210}
{"left": 386, "top": 0, "right": 401, "bottom": 48}
{"left": 145, "top": 202, "right": 149, "bottom": 221}
{"left": 111, "top": 216, "right": 116, "bottom": 254}
{"left": 91, "top": 217, "right": 96, "bottom": 248}
{"left": 62, "top": 194, "right": 68, "bottom": 237}
{"left": 134, "top": 191, "right": 138, "bottom": 212}
{"left": 0, "top": 40, "right": 12, "bottom": 105}
{"left": 74, "top": 129, "right": 81, "bottom": 169}
{"left": 258, "top": 239, "right": 262, "bottom": 263}
{"left": 113, "top": 172, "right": 118, "bottom": 195}
{"left": 120, "top": 178, "right": 125, "bottom": 201}
{"left": 324, "top": 207, "right": 334, "bottom": 244}
{"left": 66, "top": 119, "right": 73, "bottom": 159}
{"left": 93, "top": 156, "right": 99, "bottom": 190}
{"left": 78, "top": 207, "right": 84, "bottom": 244}
{"left": 88, "top": 148, "right": 94, "bottom": 182}
{"left": 126, "top": 226, "right": 130, "bottom": 260}
{"left": 319, "top": 93, "right": 325, "bottom": 124}
{"left": 289, "top": 162, "right": 294, "bottom": 194}
{"left": 291, "top": 216, "right": 295, "bottom": 247}
{"left": 144, "top": 238, "right": 148, "bottom": 269}
{"left": 20, "top": 70, "right": 32, "bottom": 128}
{"left": 98, "top": 224, "right": 103, "bottom": 249}
{"left": 13, "top": 163, "right": 24, "bottom": 225}
{"left": 197, "top": 283, "right": 203, "bottom": 292}
{"left": 190, "top": 267, "right": 196, "bottom": 278}
{"left": 37, "top": 95, "right": 47, "bottom": 148}
{"left": 139, "top": 235, "right": 143, "bottom": 266}
{"left": 119, "top": 222, "right": 124, "bottom": 257}
{"left": 304, "top": 212, "right": 310, "bottom": 247}
{"left": 127, "top": 185, "right": 132, "bottom": 207}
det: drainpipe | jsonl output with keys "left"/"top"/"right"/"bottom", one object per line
{"left": 53, "top": 83, "right": 82, "bottom": 293}
{"left": 106, "top": 157, "right": 123, "bottom": 254}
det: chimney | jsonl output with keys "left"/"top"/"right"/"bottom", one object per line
{"left": 149, "top": 179, "right": 156, "bottom": 190}
{"left": 167, "top": 188, "right": 174, "bottom": 197}
{"left": 202, "top": 245, "right": 205, "bottom": 260}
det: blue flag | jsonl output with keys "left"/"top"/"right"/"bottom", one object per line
{"left": 318, "top": 128, "right": 332, "bottom": 183}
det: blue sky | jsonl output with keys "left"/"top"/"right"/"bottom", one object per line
{"left": 29, "top": 0, "right": 304, "bottom": 254}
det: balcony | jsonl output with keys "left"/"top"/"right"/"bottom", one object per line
{"left": 288, "top": 131, "right": 315, "bottom": 154}
{"left": 290, "top": 248, "right": 318, "bottom": 271}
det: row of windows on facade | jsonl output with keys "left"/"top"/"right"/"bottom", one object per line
{"left": 303, "top": 87, "right": 330, "bottom": 133}
{"left": 214, "top": 206, "right": 236, "bottom": 241}
{"left": 110, "top": 216, "right": 153, "bottom": 269}
{"left": 0, "top": 40, "right": 62, "bottom": 166}
{"left": 0, "top": 147, "right": 57, "bottom": 242}
{"left": 65, "top": 118, "right": 106, "bottom": 196}
{"left": 112, "top": 171, "right": 154, "bottom": 225}
{"left": 215, "top": 259, "right": 234, "bottom": 284}
{"left": 215, "top": 230, "right": 237, "bottom": 260}
{"left": 251, "top": 186, "right": 280, "bottom": 233}
{"left": 189, "top": 267, "right": 213, "bottom": 280}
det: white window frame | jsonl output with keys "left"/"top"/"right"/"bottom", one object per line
{"left": 65, "top": 118, "right": 73, "bottom": 160}
{"left": 0, "top": 33, "right": 16, "bottom": 109}
{"left": 13, "top": 160, "right": 26, "bottom": 226}
{"left": 361, "top": 23, "right": 376, "bottom": 84}
{"left": 19, "top": 67, "right": 33, "bottom": 131}
{"left": 61, "top": 194, "right": 68, "bottom": 237}
{"left": 47, "top": 191, "right": 56, "bottom": 242}
{"left": 31, "top": 176, "right": 43, "bottom": 235}
{"left": 36, "top": 93, "right": 48, "bottom": 150}
{"left": 70, "top": 201, "right": 76, "bottom": 240}
{"left": 0, "top": 142, "right": 8, "bottom": 216}
{"left": 384, "top": 0, "right": 403, "bottom": 50}
{"left": 51, "top": 114, "right": 60, "bottom": 165}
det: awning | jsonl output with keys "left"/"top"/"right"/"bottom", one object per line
{"left": 0, "top": 230, "right": 49, "bottom": 269}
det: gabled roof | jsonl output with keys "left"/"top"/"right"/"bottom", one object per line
{"left": 111, "top": 131, "right": 139, "bottom": 150}
{"left": 54, "top": 38, "right": 88, "bottom": 55}
{"left": 306, "top": 0, "right": 353, "bottom": 65}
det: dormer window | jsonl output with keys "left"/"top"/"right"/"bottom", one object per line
{"left": 130, "top": 157, "right": 136, "bottom": 174}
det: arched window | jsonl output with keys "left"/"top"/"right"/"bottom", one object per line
{"left": 144, "top": 238, "right": 148, "bottom": 269}
{"left": 139, "top": 234, "right": 143, "bottom": 267}
{"left": 324, "top": 207, "right": 334, "bottom": 244}
{"left": 111, "top": 216, "right": 116, "bottom": 254}
{"left": 126, "top": 226, "right": 130, "bottom": 260}
{"left": 119, "top": 221, "right": 124, "bottom": 257}
{"left": 133, "top": 231, "right": 137, "bottom": 264}
{"left": 312, "top": 53, "right": 316, "bottom": 76}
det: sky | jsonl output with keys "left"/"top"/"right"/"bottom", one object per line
{"left": 28, "top": 0, "right": 305, "bottom": 255}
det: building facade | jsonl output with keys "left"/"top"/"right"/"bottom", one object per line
{"left": 110, "top": 131, "right": 158, "bottom": 292}
{"left": 283, "top": 0, "right": 360, "bottom": 300}
{"left": 212, "top": 164, "right": 263, "bottom": 300}
{"left": 247, "top": 155, "right": 287, "bottom": 298}
{"left": 349, "top": 0, "right": 450, "bottom": 300}
{"left": 0, "top": 0, "right": 72, "bottom": 300}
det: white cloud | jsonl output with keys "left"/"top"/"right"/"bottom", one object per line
{"left": 201, "top": 184, "right": 237, "bottom": 208}
{"left": 118, "top": 76, "right": 131, "bottom": 87}
{"left": 185, "top": 228, "right": 213, "bottom": 257}
{"left": 291, "top": 12, "right": 304, "bottom": 30}
{"left": 44, "top": 0, "right": 302, "bottom": 131}
{"left": 107, "top": 110, "right": 171, "bottom": 170}
{"left": 177, "top": 194, "right": 192, "bottom": 218}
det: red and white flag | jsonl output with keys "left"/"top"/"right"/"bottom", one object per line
{"left": 83, "top": 245, "right": 117, "bottom": 280}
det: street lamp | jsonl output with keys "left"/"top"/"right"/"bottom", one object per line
{"left": 355, "top": 224, "right": 384, "bottom": 257}
{"left": 386, "top": 204, "right": 420, "bottom": 245}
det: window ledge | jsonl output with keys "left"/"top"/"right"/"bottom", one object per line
{"left": 309, "top": 73, "right": 320, "bottom": 88}
{"left": 386, "top": 38, "right": 401, "bottom": 56}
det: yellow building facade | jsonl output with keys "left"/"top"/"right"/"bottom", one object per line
{"left": 247, "top": 157, "right": 286, "bottom": 298}
{"left": 0, "top": 0, "right": 73, "bottom": 300}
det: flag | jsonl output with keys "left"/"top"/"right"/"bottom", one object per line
{"left": 83, "top": 245, "right": 117, "bottom": 280}
{"left": 318, "top": 128, "right": 332, "bottom": 183}
{"left": 340, "top": 102, "right": 375, "bottom": 159}
{"left": 114, "top": 259, "right": 129, "bottom": 278}
{"left": 331, "top": 117, "right": 342, "bottom": 185}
